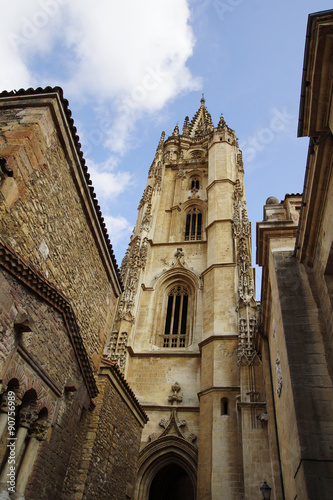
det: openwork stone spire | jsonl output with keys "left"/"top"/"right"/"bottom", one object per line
{"left": 188, "top": 96, "right": 214, "bottom": 138}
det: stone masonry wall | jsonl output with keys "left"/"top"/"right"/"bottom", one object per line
{"left": 273, "top": 250, "right": 333, "bottom": 499}
{"left": 0, "top": 106, "right": 118, "bottom": 369}
{"left": 0, "top": 266, "right": 90, "bottom": 499}
{"left": 64, "top": 369, "right": 143, "bottom": 500}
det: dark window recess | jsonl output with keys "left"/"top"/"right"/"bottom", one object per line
{"left": 185, "top": 208, "right": 202, "bottom": 241}
{"left": 221, "top": 398, "right": 229, "bottom": 415}
{"left": 164, "top": 295, "right": 173, "bottom": 336}
{"left": 163, "top": 286, "right": 188, "bottom": 348}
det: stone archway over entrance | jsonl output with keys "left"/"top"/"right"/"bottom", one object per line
{"left": 148, "top": 462, "right": 194, "bottom": 500}
{"left": 134, "top": 436, "right": 198, "bottom": 500}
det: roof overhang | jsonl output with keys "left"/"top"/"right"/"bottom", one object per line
{"left": 298, "top": 10, "right": 333, "bottom": 138}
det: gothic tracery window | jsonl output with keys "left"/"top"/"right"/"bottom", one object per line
{"left": 163, "top": 285, "right": 189, "bottom": 348}
{"left": 190, "top": 176, "right": 200, "bottom": 191}
{"left": 185, "top": 208, "right": 202, "bottom": 241}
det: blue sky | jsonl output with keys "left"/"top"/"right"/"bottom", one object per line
{"left": 2, "top": 0, "right": 332, "bottom": 297}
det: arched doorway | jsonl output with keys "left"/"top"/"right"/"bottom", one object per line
{"left": 149, "top": 462, "right": 194, "bottom": 500}
{"left": 134, "top": 436, "right": 198, "bottom": 500}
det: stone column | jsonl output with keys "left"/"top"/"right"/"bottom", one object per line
{"left": 0, "top": 385, "right": 9, "bottom": 440}
{"left": 0, "top": 406, "right": 38, "bottom": 494}
{"left": 0, "top": 397, "right": 9, "bottom": 443}
{"left": 15, "top": 421, "right": 50, "bottom": 499}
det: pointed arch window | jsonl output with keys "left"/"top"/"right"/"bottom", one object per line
{"left": 185, "top": 208, "right": 202, "bottom": 241}
{"left": 163, "top": 285, "right": 189, "bottom": 348}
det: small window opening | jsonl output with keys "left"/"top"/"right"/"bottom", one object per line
{"left": 190, "top": 176, "right": 200, "bottom": 192}
{"left": 221, "top": 397, "right": 229, "bottom": 415}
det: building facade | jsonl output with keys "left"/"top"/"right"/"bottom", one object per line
{"left": 105, "top": 98, "right": 279, "bottom": 499}
{"left": 0, "top": 88, "right": 147, "bottom": 500}
{"left": 0, "top": 8, "right": 332, "bottom": 500}
{"left": 257, "top": 9, "right": 333, "bottom": 500}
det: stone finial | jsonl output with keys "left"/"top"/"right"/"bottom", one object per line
{"left": 182, "top": 116, "right": 190, "bottom": 136}
{"left": 200, "top": 93, "right": 205, "bottom": 105}
{"left": 157, "top": 131, "right": 165, "bottom": 150}
{"left": 173, "top": 124, "right": 179, "bottom": 137}
{"left": 217, "top": 114, "right": 226, "bottom": 129}
{"left": 266, "top": 196, "right": 279, "bottom": 205}
{"left": 174, "top": 248, "right": 184, "bottom": 260}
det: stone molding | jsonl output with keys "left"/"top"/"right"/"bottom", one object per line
{"left": 0, "top": 235, "right": 98, "bottom": 400}
{"left": 127, "top": 347, "right": 200, "bottom": 358}
{"left": 100, "top": 359, "right": 148, "bottom": 426}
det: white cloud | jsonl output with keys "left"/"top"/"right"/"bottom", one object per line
{"left": 87, "top": 158, "right": 132, "bottom": 200}
{"left": 104, "top": 214, "right": 133, "bottom": 249}
{"left": 2, "top": 0, "right": 201, "bottom": 154}
{"left": 63, "top": 0, "right": 202, "bottom": 153}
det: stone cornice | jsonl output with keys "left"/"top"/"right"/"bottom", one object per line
{"left": 298, "top": 10, "right": 333, "bottom": 137}
{"left": 256, "top": 219, "right": 298, "bottom": 267}
{"left": 205, "top": 219, "right": 234, "bottom": 233}
{"left": 148, "top": 240, "right": 207, "bottom": 247}
{"left": 142, "top": 405, "right": 200, "bottom": 412}
{"left": 100, "top": 359, "right": 148, "bottom": 426}
{"left": 206, "top": 178, "right": 235, "bottom": 192}
{"left": 127, "top": 346, "right": 200, "bottom": 358}
{"left": 198, "top": 386, "right": 240, "bottom": 398}
{"left": 237, "top": 401, "right": 266, "bottom": 409}
{"left": 201, "top": 262, "right": 236, "bottom": 278}
{"left": 198, "top": 335, "right": 238, "bottom": 351}
{"left": 0, "top": 235, "right": 98, "bottom": 400}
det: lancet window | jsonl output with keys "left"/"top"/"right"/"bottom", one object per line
{"left": 185, "top": 208, "right": 202, "bottom": 241}
{"left": 163, "top": 285, "right": 189, "bottom": 348}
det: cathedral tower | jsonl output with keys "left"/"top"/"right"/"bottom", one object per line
{"left": 105, "top": 98, "right": 277, "bottom": 499}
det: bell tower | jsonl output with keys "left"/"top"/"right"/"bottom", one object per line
{"left": 105, "top": 98, "right": 275, "bottom": 499}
